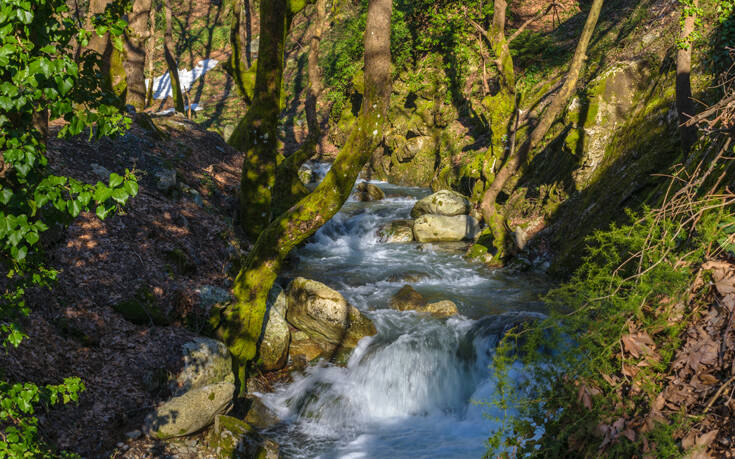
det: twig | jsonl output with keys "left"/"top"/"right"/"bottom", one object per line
{"left": 703, "top": 375, "right": 735, "bottom": 414}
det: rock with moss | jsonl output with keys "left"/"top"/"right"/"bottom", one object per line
{"left": 259, "top": 301, "right": 290, "bottom": 371}
{"left": 170, "top": 337, "right": 235, "bottom": 396}
{"left": 285, "top": 278, "right": 376, "bottom": 350}
{"left": 207, "top": 414, "right": 279, "bottom": 458}
{"left": 145, "top": 381, "right": 234, "bottom": 439}
{"left": 413, "top": 214, "right": 480, "bottom": 242}
{"left": 354, "top": 182, "right": 385, "bottom": 202}
{"left": 244, "top": 397, "right": 280, "bottom": 429}
{"left": 297, "top": 165, "right": 313, "bottom": 186}
{"left": 425, "top": 300, "right": 459, "bottom": 318}
{"left": 410, "top": 190, "right": 471, "bottom": 218}
{"left": 377, "top": 220, "right": 414, "bottom": 243}
{"left": 389, "top": 285, "right": 427, "bottom": 311}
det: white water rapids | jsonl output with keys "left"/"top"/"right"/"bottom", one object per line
{"left": 259, "top": 165, "right": 548, "bottom": 458}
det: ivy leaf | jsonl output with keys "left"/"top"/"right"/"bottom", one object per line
{"left": 111, "top": 188, "right": 128, "bottom": 204}
{"left": 108, "top": 172, "right": 123, "bottom": 188}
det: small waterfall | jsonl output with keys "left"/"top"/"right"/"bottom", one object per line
{"left": 268, "top": 169, "right": 547, "bottom": 458}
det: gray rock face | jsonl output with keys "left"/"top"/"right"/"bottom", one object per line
{"left": 286, "top": 278, "right": 376, "bottom": 349}
{"left": 196, "top": 285, "right": 233, "bottom": 308}
{"left": 413, "top": 214, "right": 480, "bottom": 242}
{"left": 169, "top": 337, "right": 234, "bottom": 396}
{"left": 145, "top": 381, "right": 234, "bottom": 439}
{"left": 410, "top": 190, "right": 471, "bottom": 218}
{"left": 377, "top": 220, "right": 414, "bottom": 243}
{"left": 355, "top": 182, "right": 385, "bottom": 202}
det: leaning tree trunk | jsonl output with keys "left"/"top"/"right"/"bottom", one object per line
{"left": 228, "top": 0, "right": 297, "bottom": 241}
{"left": 124, "top": 0, "right": 153, "bottom": 111}
{"left": 479, "top": 0, "right": 605, "bottom": 256}
{"left": 163, "top": 0, "right": 185, "bottom": 113}
{"left": 213, "top": 0, "right": 393, "bottom": 392}
{"left": 144, "top": 1, "right": 157, "bottom": 108}
{"left": 676, "top": 0, "right": 698, "bottom": 154}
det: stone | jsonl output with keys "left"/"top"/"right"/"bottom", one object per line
{"left": 343, "top": 305, "right": 378, "bottom": 348}
{"left": 145, "top": 381, "right": 234, "bottom": 439}
{"left": 389, "top": 285, "right": 427, "bottom": 311}
{"left": 170, "top": 337, "right": 235, "bottom": 396}
{"left": 259, "top": 303, "right": 290, "bottom": 371}
{"left": 91, "top": 163, "right": 111, "bottom": 179}
{"left": 244, "top": 397, "right": 280, "bottom": 429}
{"left": 513, "top": 226, "right": 529, "bottom": 251}
{"left": 410, "top": 190, "right": 471, "bottom": 218}
{"left": 125, "top": 429, "right": 142, "bottom": 440}
{"left": 155, "top": 168, "right": 177, "bottom": 192}
{"left": 206, "top": 414, "right": 260, "bottom": 458}
{"left": 286, "top": 278, "right": 375, "bottom": 347}
{"left": 288, "top": 333, "right": 325, "bottom": 364}
{"left": 268, "top": 283, "right": 288, "bottom": 317}
{"left": 298, "top": 166, "right": 313, "bottom": 185}
{"left": 197, "top": 285, "right": 233, "bottom": 308}
{"left": 354, "top": 182, "right": 385, "bottom": 202}
{"left": 425, "top": 300, "right": 459, "bottom": 318}
{"left": 377, "top": 220, "right": 414, "bottom": 243}
{"left": 413, "top": 214, "right": 480, "bottom": 242}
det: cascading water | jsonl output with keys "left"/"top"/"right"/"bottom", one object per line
{"left": 261, "top": 164, "right": 548, "bottom": 458}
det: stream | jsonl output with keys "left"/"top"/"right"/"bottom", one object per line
{"left": 261, "top": 166, "right": 550, "bottom": 458}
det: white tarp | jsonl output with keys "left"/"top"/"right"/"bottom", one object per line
{"left": 146, "top": 58, "right": 219, "bottom": 100}
{"left": 155, "top": 103, "right": 204, "bottom": 116}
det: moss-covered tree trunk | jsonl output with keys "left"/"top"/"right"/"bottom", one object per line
{"left": 124, "top": 0, "right": 152, "bottom": 111}
{"left": 228, "top": 0, "right": 256, "bottom": 102}
{"left": 214, "top": 0, "right": 393, "bottom": 393}
{"left": 305, "top": 0, "right": 326, "bottom": 153}
{"left": 144, "top": 0, "right": 156, "bottom": 108}
{"left": 163, "top": 0, "right": 185, "bottom": 114}
{"left": 479, "top": 0, "right": 605, "bottom": 256}
{"left": 676, "top": 0, "right": 699, "bottom": 154}
{"left": 87, "top": 0, "right": 127, "bottom": 101}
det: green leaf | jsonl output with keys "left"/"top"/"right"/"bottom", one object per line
{"left": 24, "top": 231, "right": 38, "bottom": 245}
{"left": 68, "top": 199, "right": 81, "bottom": 218}
{"left": 108, "top": 172, "right": 123, "bottom": 188}
{"left": 111, "top": 188, "right": 128, "bottom": 204}
{"left": 123, "top": 180, "right": 139, "bottom": 197}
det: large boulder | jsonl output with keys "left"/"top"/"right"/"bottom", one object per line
{"left": 413, "top": 214, "right": 480, "bottom": 242}
{"left": 259, "top": 285, "right": 291, "bottom": 371}
{"left": 377, "top": 220, "right": 414, "bottom": 243}
{"left": 286, "top": 278, "right": 376, "bottom": 348}
{"left": 207, "top": 414, "right": 279, "bottom": 459}
{"left": 410, "top": 190, "right": 471, "bottom": 218}
{"left": 170, "top": 337, "right": 234, "bottom": 396}
{"left": 145, "top": 381, "right": 234, "bottom": 439}
{"left": 355, "top": 182, "right": 385, "bottom": 202}
{"left": 425, "top": 300, "right": 459, "bottom": 318}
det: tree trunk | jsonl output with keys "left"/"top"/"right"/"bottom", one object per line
{"left": 86, "top": 0, "right": 109, "bottom": 57}
{"left": 479, "top": 0, "right": 604, "bottom": 256}
{"left": 87, "top": 0, "right": 127, "bottom": 101}
{"left": 229, "top": 0, "right": 256, "bottom": 102}
{"left": 676, "top": 0, "right": 698, "bottom": 154}
{"left": 144, "top": 1, "right": 156, "bottom": 108}
{"left": 213, "top": 0, "right": 393, "bottom": 392}
{"left": 124, "top": 0, "right": 153, "bottom": 111}
{"left": 305, "top": 0, "right": 327, "bottom": 154}
{"left": 164, "top": 0, "right": 185, "bottom": 113}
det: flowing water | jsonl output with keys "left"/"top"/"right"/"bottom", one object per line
{"left": 261, "top": 165, "right": 549, "bottom": 458}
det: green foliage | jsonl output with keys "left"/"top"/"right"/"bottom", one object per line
{"left": 0, "top": 0, "right": 137, "bottom": 455}
{"left": 485, "top": 164, "right": 734, "bottom": 456}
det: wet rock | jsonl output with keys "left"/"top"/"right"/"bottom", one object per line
{"left": 286, "top": 278, "right": 376, "bottom": 348}
{"left": 425, "top": 300, "right": 459, "bottom": 318}
{"left": 418, "top": 241, "right": 472, "bottom": 254}
{"left": 385, "top": 271, "right": 428, "bottom": 283}
{"left": 410, "top": 190, "right": 471, "bottom": 218}
{"left": 288, "top": 330, "right": 325, "bottom": 364}
{"left": 244, "top": 397, "right": 280, "bottom": 429}
{"left": 389, "top": 285, "right": 427, "bottom": 311}
{"left": 145, "top": 381, "right": 234, "bottom": 439}
{"left": 170, "top": 337, "right": 234, "bottom": 396}
{"left": 155, "top": 168, "right": 177, "bottom": 192}
{"left": 355, "top": 182, "right": 385, "bottom": 202}
{"left": 377, "top": 220, "right": 414, "bottom": 243}
{"left": 413, "top": 214, "right": 480, "bottom": 242}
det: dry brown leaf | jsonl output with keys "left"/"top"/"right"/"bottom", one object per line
{"left": 622, "top": 332, "right": 656, "bottom": 358}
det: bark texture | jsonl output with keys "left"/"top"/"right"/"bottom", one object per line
{"left": 305, "top": 0, "right": 327, "bottom": 153}
{"left": 229, "top": 0, "right": 256, "bottom": 102}
{"left": 87, "top": 0, "right": 127, "bottom": 101}
{"left": 676, "top": 1, "right": 699, "bottom": 154}
{"left": 479, "top": 0, "right": 605, "bottom": 256}
{"left": 214, "top": 0, "right": 393, "bottom": 392}
{"left": 144, "top": 1, "right": 156, "bottom": 108}
{"left": 124, "top": 0, "right": 153, "bottom": 111}
{"left": 164, "top": 0, "right": 185, "bottom": 113}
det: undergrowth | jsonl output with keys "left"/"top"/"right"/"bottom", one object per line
{"left": 485, "top": 142, "right": 735, "bottom": 457}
